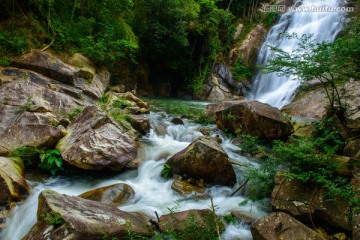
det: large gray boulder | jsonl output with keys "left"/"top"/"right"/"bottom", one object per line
{"left": 251, "top": 212, "right": 327, "bottom": 240}
{"left": 23, "top": 190, "right": 151, "bottom": 240}
{"left": 57, "top": 106, "right": 139, "bottom": 171}
{"left": 166, "top": 136, "right": 236, "bottom": 186}
{"left": 213, "top": 100, "right": 293, "bottom": 139}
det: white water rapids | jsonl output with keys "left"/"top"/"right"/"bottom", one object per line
{"left": 0, "top": 103, "right": 267, "bottom": 240}
{"left": 250, "top": 0, "right": 347, "bottom": 108}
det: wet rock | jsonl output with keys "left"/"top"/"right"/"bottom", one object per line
{"left": 271, "top": 171, "right": 352, "bottom": 232}
{"left": 197, "top": 127, "right": 211, "bottom": 136}
{"left": 171, "top": 180, "right": 206, "bottom": 196}
{"left": 0, "top": 104, "right": 62, "bottom": 155}
{"left": 23, "top": 190, "right": 152, "bottom": 240}
{"left": 166, "top": 136, "right": 236, "bottom": 186}
{"left": 251, "top": 212, "right": 327, "bottom": 240}
{"left": 343, "top": 139, "right": 360, "bottom": 160}
{"left": 230, "top": 211, "right": 256, "bottom": 225}
{"left": 57, "top": 106, "right": 139, "bottom": 171}
{"left": 170, "top": 117, "right": 184, "bottom": 125}
{"left": 125, "top": 106, "right": 142, "bottom": 115}
{"left": 79, "top": 183, "right": 135, "bottom": 206}
{"left": 159, "top": 209, "right": 221, "bottom": 233}
{"left": 128, "top": 115, "right": 150, "bottom": 135}
{"left": 0, "top": 157, "right": 29, "bottom": 206}
{"left": 215, "top": 100, "right": 293, "bottom": 140}
{"left": 66, "top": 53, "right": 95, "bottom": 80}
{"left": 207, "top": 75, "right": 234, "bottom": 102}
{"left": 154, "top": 123, "right": 168, "bottom": 136}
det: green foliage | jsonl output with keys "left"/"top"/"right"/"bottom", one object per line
{"left": 193, "top": 110, "right": 215, "bottom": 125}
{"left": 161, "top": 164, "right": 172, "bottom": 179}
{"left": 233, "top": 61, "right": 252, "bottom": 81}
{"left": 98, "top": 94, "right": 110, "bottom": 104}
{"left": 65, "top": 107, "right": 82, "bottom": 121}
{"left": 9, "top": 146, "right": 42, "bottom": 167}
{"left": 263, "top": 11, "right": 279, "bottom": 28}
{"left": 10, "top": 146, "right": 64, "bottom": 175}
{"left": 112, "top": 99, "right": 133, "bottom": 109}
{"left": 39, "top": 149, "right": 64, "bottom": 175}
{"left": 0, "top": 58, "right": 10, "bottom": 66}
{"left": 109, "top": 109, "right": 131, "bottom": 124}
{"left": 223, "top": 214, "right": 236, "bottom": 224}
{"left": 42, "top": 211, "right": 64, "bottom": 227}
{"left": 18, "top": 97, "right": 32, "bottom": 111}
{"left": 238, "top": 134, "right": 259, "bottom": 154}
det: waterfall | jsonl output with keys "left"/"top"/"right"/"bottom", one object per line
{"left": 250, "top": 0, "right": 347, "bottom": 108}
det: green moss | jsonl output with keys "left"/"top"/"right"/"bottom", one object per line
{"left": 42, "top": 211, "right": 64, "bottom": 227}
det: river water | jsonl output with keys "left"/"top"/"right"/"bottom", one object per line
{"left": 250, "top": 0, "right": 347, "bottom": 108}
{"left": 1, "top": 99, "right": 267, "bottom": 240}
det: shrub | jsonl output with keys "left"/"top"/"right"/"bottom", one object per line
{"left": 42, "top": 211, "right": 64, "bottom": 227}
{"left": 39, "top": 149, "right": 64, "bottom": 175}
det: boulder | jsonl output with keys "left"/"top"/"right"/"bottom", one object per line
{"left": 115, "top": 92, "right": 150, "bottom": 109}
{"left": 0, "top": 157, "right": 29, "bottom": 226}
{"left": 214, "top": 100, "right": 293, "bottom": 139}
{"left": 159, "top": 209, "right": 220, "bottom": 233}
{"left": 170, "top": 117, "right": 184, "bottom": 125}
{"left": 230, "top": 211, "right": 256, "bottom": 225}
{"left": 251, "top": 212, "right": 327, "bottom": 240}
{"left": 343, "top": 139, "right": 360, "bottom": 160}
{"left": 0, "top": 157, "right": 29, "bottom": 206}
{"left": 166, "top": 136, "right": 236, "bottom": 186}
{"left": 271, "top": 171, "right": 352, "bottom": 231}
{"left": 0, "top": 67, "right": 84, "bottom": 115}
{"left": 171, "top": 180, "right": 206, "bottom": 195}
{"left": 283, "top": 80, "right": 360, "bottom": 133}
{"left": 66, "top": 53, "right": 95, "bottom": 80}
{"left": 13, "top": 50, "right": 80, "bottom": 85}
{"left": 79, "top": 183, "right": 135, "bottom": 206}
{"left": 351, "top": 173, "right": 360, "bottom": 240}
{"left": 23, "top": 190, "right": 151, "bottom": 240}
{"left": 128, "top": 115, "right": 150, "bottom": 135}
{"left": 57, "top": 106, "right": 139, "bottom": 171}
{"left": 0, "top": 104, "right": 62, "bottom": 155}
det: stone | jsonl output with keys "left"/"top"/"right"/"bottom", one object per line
{"left": 23, "top": 190, "right": 152, "bottom": 240}
{"left": 166, "top": 136, "right": 236, "bottom": 186}
{"left": 251, "top": 212, "right": 327, "bottom": 240}
{"left": 170, "top": 117, "right": 184, "bottom": 125}
{"left": 0, "top": 104, "right": 62, "bottom": 155}
{"left": 13, "top": 50, "right": 80, "bottom": 85}
{"left": 271, "top": 171, "right": 352, "bottom": 232}
{"left": 214, "top": 100, "right": 293, "bottom": 139}
{"left": 159, "top": 209, "right": 221, "bottom": 233}
{"left": 66, "top": 53, "right": 95, "bottom": 80}
{"left": 0, "top": 157, "right": 29, "bottom": 206}
{"left": 79, "top": 183, "right": 135, "bottom": 206}
{"left": 171, "top": 180, "right": 206, "bottom": 195}
{"left": 230, "top": 211, "right": 256, "bottom": 225}
{"left": 57, "top": 106, "right": 139, "bottom": 171}
{"left": 128, "top": 115, "right": 150, "bottom": 135}
{"left": 115, "top": 92, "right": 150, "bottom": 109}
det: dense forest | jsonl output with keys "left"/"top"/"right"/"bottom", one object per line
{"left": 0, "top": 0, "right": 276, "bottom": 96}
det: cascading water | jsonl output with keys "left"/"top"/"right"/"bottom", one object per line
{"left": 250, "top": 0, "right": 347, "bottom": 108}
{"left": 0, "top": 100, "right": 267, "bottom": 240}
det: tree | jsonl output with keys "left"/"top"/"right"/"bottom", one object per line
{"left": 261, "top": 30, "right": 360, "bottom": 122}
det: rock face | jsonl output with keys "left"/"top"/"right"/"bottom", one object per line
{"left": 79, "top": 183, "right": 135, "bottom": 206}
{"left": 57, "top": 106, "right": 139, "bottom": 171}
{"left": 283, "top": 80, "right": 360, "bottom": 133}
{"left": 214, "top": 100, "right": 293, "bottom": 139}
{"left": 23, "top": 190, "right": 151, "bottom": 240}
{"left": 166, "top": 136, "right": 236, "bottom": 186}
{"left": 229, "top": 24, "right": 267, "bottom": 66}
{"left": 251, "top": 212, "right": 327, "bottom": 240}
{"left": 171, "top": 180, "right": 206, "bottom": 195}
{"left": 271, "top": 172, "right": 352, "bottom": 231}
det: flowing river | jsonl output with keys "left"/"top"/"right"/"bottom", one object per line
{"left": 1, "top": 99, "right": 268, "bottom": 240}
{"left": 250, "top": 0, "right": 347, "bottom": 108}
